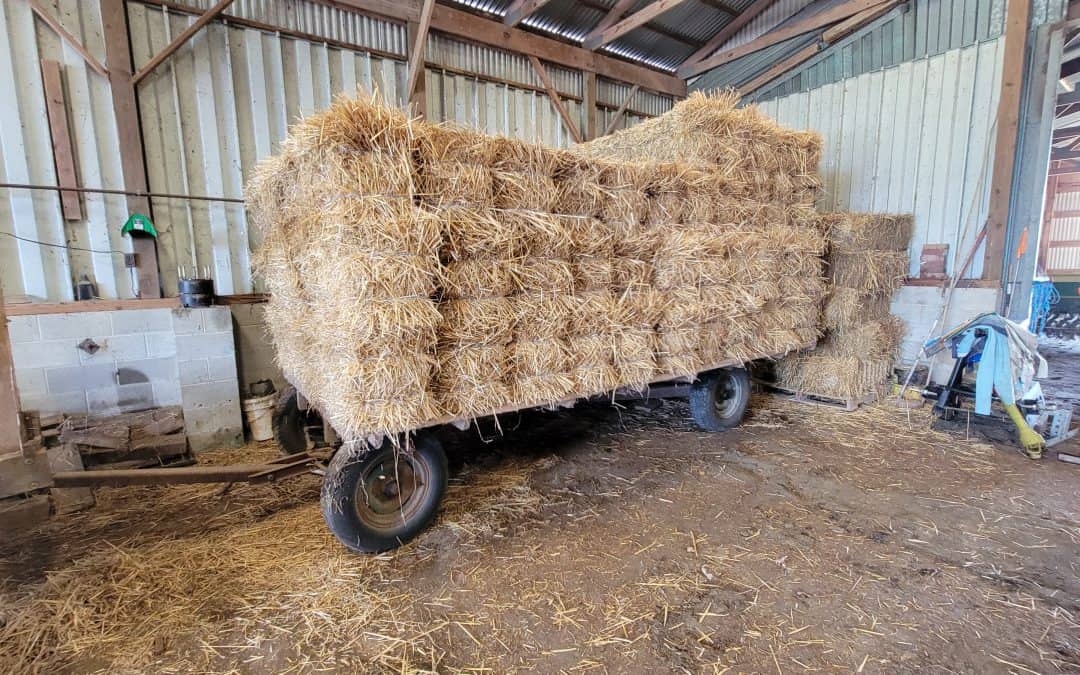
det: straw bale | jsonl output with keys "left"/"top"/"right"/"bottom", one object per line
{"left": 511, "top": 257, "right": 575, "bottom": 294}
{"left": 614, "top": 329, "right": 657, "bottom": 389}
{"left": 441, "top": 257, "right": 515, "bottom": 300}
{"left": 511, "top": 372, "right": 576, "bottom": 407}
{"left": 611, "top": 257, "right": 654, "bottom": 289}
{"left": 572, "top": 255, "right": 614, "bottom": 291}
{"left": 442, "top": 206, "right": 519, "bottom": 259}
{"left": 830, "top": 250, "right": 908, "bottom": 294}
{"left": 437, "top": 381, "right": 512, "bottom": 419}
{"left": 437, "top": 343, "right": 508, "bottom": 384}
{"left": 512, "top": 294, "right": 574, "bottom": 339}
{"left": 823, "top": 288, "right": 893, "bottom": 331}
{"left": 816, "top": 316, "right": 906, "bottom": 360}
{"left": 775, "top": 353, "right": 893, "bottom": 401}
{"left": 439, "top": 298, "right": 515, "bottom": 344}
{"left": 825, "top": 212, "right": 914, "bottom": 253}
{"left": 493, "top": 169, "right": 557, "bottom": 211}
{"left": 417, "top": 160, "right": 492, "bottom": 206}
{"left": 511, "top": 338, "right": 571, "bottom": 376}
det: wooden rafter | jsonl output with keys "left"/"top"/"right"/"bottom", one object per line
{"left": 582, "top": 0, "right": 638, "bottom": 48}
{"left": 677, "top": 0, "right": 779, "bottom": 75}
{"left": 132, "top": 0, "right": 234, "bottom": 84}
{"left": 503, "top": 0, "right": 555, "bottom": 27}
{"left": 584, "top": 0, "right": 694, "bottom": 50}
{"left": 680, "top": 0, "right": 889, "bottom": 79}
{"left": 407, "top": 0, "right": 435, "bottom": 100}
{"left": 529, "top": 56, "right": 583, "bottom": 143}
{"left": 28, "top": 0, "right": 108, "bottom": 77}
{"left": 602, "top": 84, "right": 640, "bottom": 136}
{"left": 737, "top": 1, "right": 902, "bottom": 95}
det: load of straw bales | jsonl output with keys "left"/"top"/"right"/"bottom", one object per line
{"left": 775, "top": 213, "right": 913, "bottom": 401}
{"left": 248, "top": 94, "right": 826, "bottom": 441}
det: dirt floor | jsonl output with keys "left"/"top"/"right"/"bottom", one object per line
{"left": 2, "top": 352, "right": 1079, "bottom": 673}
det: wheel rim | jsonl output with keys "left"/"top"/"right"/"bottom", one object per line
{"left": 713, "top": 371, "right": 743, "bottom": 418}
{"left": 353, "top": 448, "right": 431, "bottom": 531}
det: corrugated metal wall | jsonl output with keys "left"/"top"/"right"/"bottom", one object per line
{"left": 1047, "top": 192, "right": 1080, "bottom": 273}
{"left": 756, "top": 38, "right": 1005, "bottom": 278}
{"left": 0, "top": 0, "right": 673, "bottom": 301}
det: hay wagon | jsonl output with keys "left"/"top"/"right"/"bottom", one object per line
{"left": 272, "top": 342, "right": 811, "bottom": 554}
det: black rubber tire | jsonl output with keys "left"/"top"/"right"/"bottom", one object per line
{"left": 321, "top": 434, "right": 448, "bottom": 553}
{"left": 272, "top": 386, "right": 310, "bottom": 456}
{"left": 689, "top": 367, "right": 751, "bottom": 431}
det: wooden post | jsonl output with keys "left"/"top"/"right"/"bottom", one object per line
{"left": 407, "top": 0, "right": 436, "bottom": 117}
{"left": 101, "top": 0, "right": 161, "bottom": 298}
{"left": 0, "top": 286, "right": 25, "bottom": 457}
{"left": 982, "top": 0, "right": 1031, "bottom": 281}
{"left": 583, "top": 71, "right": 597, "bottom": 141}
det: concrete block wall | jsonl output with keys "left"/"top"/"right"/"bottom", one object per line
{"left": 9, "top": 307, "right": 243, "bottom": 451}
{"left": 891, "top": 286, "right": 1000, "bottom": 383}
{"left": 230, "top": 304, "right": 285, "bottom": 394}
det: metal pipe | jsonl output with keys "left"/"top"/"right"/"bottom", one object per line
{"left": 0, "top": 181, "right": 245, "bottom": 204}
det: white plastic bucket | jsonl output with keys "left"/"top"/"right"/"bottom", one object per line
{"left": 241, "top": 392, "right": 277, "bottom": 441}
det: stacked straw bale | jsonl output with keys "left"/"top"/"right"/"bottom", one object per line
{"left": 249, "top": 94, "right": 826, "bottom": 441}
{"left": 775, "top": 213, "right": 913, "bottom": 401}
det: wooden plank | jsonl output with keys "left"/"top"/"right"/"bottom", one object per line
{"left": 406, "top": 0, "right": 435, "bottom": 105}
{"left": 503, "top": 0, "right": 556, "bottom": 27}
{"left": 529, "top": 56, "right": 583, "bottom": 144}
{"left": 0, "top": 286, "right": 26, "bottom": 457}
{"left": 407, "top": 21, "right": 427, "bottom": 117}
{"left": 602, "top": 84, "right": 640, "bottom": 136}
{"left": 583, "top": 0, "right": 638, "bottom": 45}
{"left": 101, "top": 0, "right": 161, "bottom": 299}
{"left": 28, "top": 0, "right": 108, "bottom": 77}
{"left": 1052, "top": 209, "right": 1080, "bottom": 218}
{"left": 133, "top": 0, "right": 234, "bottom": 83}
{"left": 1049, "top": 162, "right": 1080, "bottom": 176}
{"left": 40, "top": 60, "right": 82, "bottom": 221}
{"left": 678, "top": 0, "right": 778, "bottom": 74}
{"left": 982, "top": 0, "right": 1030, "bottom": 281}
{"left": 680, "top": 0, "right": 889, "bottom": 79}
{"left": 1049, "top": 239, "right": 1080, "bottom": 247}
{"left": 583, "top": 71, "right": 597, "bottom": 140}
{"left": 4, "top": 298, "right": 179, "bottom": 316}
{"left": 1038, "top": 173, "right": 1059, "bottom": 273}
{"left": 583, "top": 0, "right": 695, "bottom": 50}
{"left": 430, "top": 4, "right": 686, "bottom": 97}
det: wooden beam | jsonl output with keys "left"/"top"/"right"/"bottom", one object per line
{"left": 737, "top": 1, "right": 901, "bottom": 96}
{"left": 28, "top": 0, "right": 108, "bottom": 78}
{"left": 529, "top": 56, "right": 582, "bottom": 143}
{"left": 1038, "top": 173, "right": 1059, "bottom": 272}
{"left": 1051, "top": 147, "right": 1080, "bottom": 162}
{"left": 40, "top": 60, "right": 82, "bottom": 221}
{"left": 1049, "top": 238, "right": 1080, "bottom": 247}
{"left": 503, "top": 0, "right": 555, "bottom": 27}
{"left": 583, "top": 71, "right": 598, "bottom": 140}
{"left": 680, "top": 0, "right": 888, "bottom": 79}
{"left": 982, "top": 0, "right": 1030, "bottom": 281}
{"left": 132, "top": 0, "right": 234, "bottom": 84}
{"left": 679, "top": 0, "right": 778, "bottom": 74}
{"left": 1049, "top": 161, "right": 1080, "bottom": 176}
{"left": 429, "top": 3, "right": 686, "bottom": 97}
{"left": 584, "top": 0, "right": 694, "bottom": 50}
{"left": 602, "top": 84, "right": 640, "bottom": 136}
{"left": 101, "top": 0, "right": 161, "bottom": 298}
{"left": 0, "top": 284, "right": 25, "bottom": 457}
{"left": 1052, "top": 209, "right": 1080, "bottom": 218}
{"left": 584, "top": 0, "right": 638, "bottom": 44}
{"left": 406, "top": 0, "right": 435, "bottom": 105}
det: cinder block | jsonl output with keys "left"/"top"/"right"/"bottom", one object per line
{"left": 230, "top": 303, "right": 266, "bottom": 327}
{"left": 19, "top": 391, "right": 88, "bottom": 416}
{"left": 12, "top": 340, "right": 80, "bottom": 369}
{"left": 179, "top": 359, "right": 211, "bottom": 386}
{"left": 87, "top": 383, "right": 156, "bottom": 415}
{"left": 38, "top": 312, "right": 112, "bottom": 340}
{"left": 45, "top": 363, "right": 117, "bottom": 394}
{"left": 115, "top": 357, "right": 178, "bottom": 384}
{"left": 176, "top": 332, "right": 235, "bottom": 360}
{"left": 183, "top": 401, "right": 243, "bottom": 451}
{"left": 78, "top": 335, "right": 147, "bottom": 364}
{"left": 14, "top": 368, "right": 47, "bottom": 397}
{"left": 7, "top": 316, "right": 40, "bottom": 343}
{"left": 153, "top": 379, "right": 183, "bottom": 406}
{"left": 111, "top": 308, "right": 172, "bottom": 334}
{"left": 201, "top": 307, "right": 234, "bottom": 333}
{"left": 171, "top": 308, "right": 203, "bottom": 334}
{"left": 182, "top": 379, "right": 240, "bottom": 412}
{"left": 208, "top": 355, "right": 239, "bottom": 383}
{"left": 145, "top": 331, "right": 177, "bottom": 358}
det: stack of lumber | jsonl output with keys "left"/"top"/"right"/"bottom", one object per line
{"left": 248, "top": 93, "right": 827, "bottom": 441}
{"left": 59, "top": 406, "right": 192, "bottom": 470}
{"left": 775, "top": 213, "right": 912, "bottom": 403}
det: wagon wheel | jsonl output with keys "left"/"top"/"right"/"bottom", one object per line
{"left": 689, "top": 367, "right": 751, "bottom": 431}
{"left": 321, "top": 433, "right": 448, "bottom": 553}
